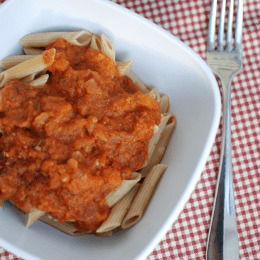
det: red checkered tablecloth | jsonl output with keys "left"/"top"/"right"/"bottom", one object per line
{"left": 0, "top": 0, "right": 259, "bottom": 259}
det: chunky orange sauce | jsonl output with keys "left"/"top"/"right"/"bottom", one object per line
{"left": 0, "top": 38, "right": 161, "bottom": 231}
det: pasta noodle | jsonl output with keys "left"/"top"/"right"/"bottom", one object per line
{"left": 106, "top": 172, "right": 141, "bottom": 208}
{"left": 19, "top": 31, "right": 92, "bottom": 47}
{"left": 28, "top": 74, "right": 49, "bottom": 87}
{"left": 141, "top": 119, "right": 176, "bottom": 177}
{"left": 22, "top": 72, "right": 37, "bottom": 83}
{"left": 40, "top": 214, "right": 89, "bottom": 236}
{"left": 100, "top": 34, "right": 115, "bottom": 61}
{"left": 97, "top": 184, "right": 140, "bottom": 233}
{"left": 159, "top": 94, "right": 170, "bottom": 113}
{"left": 125, "top": 70, "right": 150, "bottom": 94}
{"left": 95, "top": 231, "right": 113, "bottom": 237}
{"left": 26, "top": 208, "right": 46, "bottom": 227}
{"left": 0, "top": 198, "right": 3, "bottom": 208}
{"left": 0, "top": 49, "right": 55, "bottom": 88}
{"left": 0, "top": 55, "right": 37, "bottom": 70}
{"left": 121, "top": 164, "right": 168, "bottom": 229}
{"left": 148, "top": 88, "right": 161, "bottom": 103}
{"left": 145, "top": 113, "right": 171, "bottom": 167}
{"left": 90, "top": 34, "right": 102, "bottom": 51}
{"left": 116, "top": 61, "right": 133, "bottom": 76}
{"left": 23, "top": 47, "right": 43, "bottom": 55}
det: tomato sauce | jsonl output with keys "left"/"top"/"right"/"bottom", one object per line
{"left": 0, "top": 38, "right": 161, "bottom": 231}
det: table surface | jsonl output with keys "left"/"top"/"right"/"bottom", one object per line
{"left": 0, "top": 0, "right": 259, "bottom": 259}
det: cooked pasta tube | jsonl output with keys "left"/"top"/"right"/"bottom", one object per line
{"left": 23, "top": 47, "right": 43, "bottom": 55}
{"left": 116, "top": 61, "right": 133, "bottom": 76}
{"left": 144, "top": 113, "right": 171, "bottom": 167}
{"left": 101, "top": 34, "right": 115, "bottom": 61}
{"left": 8, "top": 201, "right": 82, "bottom": 236}
{"left": 159, "top": 94, "right": 170, "bottom": 113}
{"left": 96, "top": 184, "right": 140, "bottom": 233}
{"left": 29, "top": 74, "right": 49, "bottom": 87}
{"left": 0, "top": 55, "right": 37, "bottom": 70}
{"left": 0, "top": 199, "right": 4, "bottom": 208}
{"left": 22, "top": 70, "right": 47, "bottom": 84}
{"left": 40, "top": 214, "right": 90, "bottom": 236}
{"left": 121, "top": 164, "right": 168, "bottom": 229}
{"left": 148, "top": 88, "right": 160, "bottom": 103}
{"left": 36, "top": 212, "right": 110, "bottom": 237}
{"left": 22, "top": 205, "right": 87, "bottom": 236}
{"left": 26, "top": 208, "right": 46, "bottom": 227}
{"left": 106, "top": 172, "right": 141, "bottom": 207}
{"left": 125, "top": 70, "right": 150, "bottom": 94}
{"left": 95, "top": 231, "right": 113, "bottom": 237}
{"left": 90, "top": 34, "right": 102, "bottom": 51}
{"left": 20, "top": 31, "right": 92, "bottom": 48}
{"left": 141, "top": 119, "right": 176, "bottom": 177}
{"left": 0, "top": 49, "right": 55, "bottom": 88}
{"left": 22, "top": 72, "right": 37, "bottom": 83}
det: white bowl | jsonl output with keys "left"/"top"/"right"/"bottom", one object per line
{"left": 0, "top": 0, "right": 221, "bottom": 259}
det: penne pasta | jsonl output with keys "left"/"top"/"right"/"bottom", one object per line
{"left": 90, "top": 34, "right": 102, "bottom": 52}
{"left": 22, "top": 72, "right": 37, "bottom": 83}
{"left": 20, "top": 31, "right": 92, "bottom": 48}
{"left": 144, "top": 113, "right": 171, "bottom": 167}
{"left": 96, "top": 184, "right": 140, "bottom": 233}
{"left": 106, "top": 172, "right": 141, "bottom": 208}
{"left": 0, "top": 198, "right": 4, "bottom": 208}
{"left": 116, "top": 61, "right": 133, "bottom": 76}
{"left": 159, "top": 94, "right": 170, "bottom": 113}
{"left": 148, "top": 88, "right": 160, "bottom": 103}
{"left": 121, "top": 164, "right": 168, "bottom": 229}
{"left": 125, "top": 70, "right": 150, "bottom": 94}
{"left": 0, "top": 49, "right": 55, "bottom": 88}
{"left": 40, "top": 214, "right": 90, "bottom": 236}
{"left": 23, "top": 47, "right": 43, "bottom": 55}
{"left": 95, "top": 231, "right": 113, "bottom": 237}
{"left": 26, "top": 208, "right": 46, "bottom": 227}
{"left": 8, "top": 201, "right": 79, "bottom": 236}
{"left": 141, "top": 119, "right": 176, "bottom": 177}
{"left": 100, "top": 34, "right": 116, "bottom": 61}
{"left": 0, "top": 55, "right": 37, "bottom": 70}
{"left": 69, "top": 30, "right": 93, "bottom": 46}
{"left": 29, "top": 74, "right": 49, "bottom": 87}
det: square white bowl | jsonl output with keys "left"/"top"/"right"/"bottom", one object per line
{"left": 0, "top": 0, "right": 221, "bottom": 259}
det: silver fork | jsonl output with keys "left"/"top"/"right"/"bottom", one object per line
{"left": 206, "top": 0, "right": 243, "bottom": 259}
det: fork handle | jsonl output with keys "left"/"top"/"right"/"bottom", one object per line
{"left": 206, "top": 75, "right": 240, "bottom": 260}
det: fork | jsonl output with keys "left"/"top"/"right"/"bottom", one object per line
{"left": 206, "top": 0, "right": 243, "bottom": 259}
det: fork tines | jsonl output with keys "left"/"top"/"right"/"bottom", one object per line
{"left": 207, "top": 0, "right": 243, "bottom": 52}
